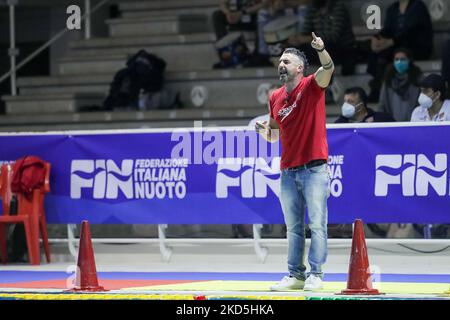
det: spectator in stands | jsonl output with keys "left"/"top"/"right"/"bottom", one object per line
{"left": 378, "top": 48, "right": 423, "bottom": 121}
{"left": 410, "top": 73, "right": 450, "bottom": 238}
{"left": 411, "top": 74, "right": 450, "bottom": 122}
{"left": 213, "top": 0, "right": 264, "bottom": 40}
{"left": 212, "top": 0, "right": 266, "bottom": 68}
{"left": 334, "top": 87, "right": 394, "bottom": 238}
{"left": 247, "top": 0, "right": 309, "bottom": 67}
{"left": 286, "top": 0, "right": 356, "bottom": 75}
{"left": 367, "top": 0, "right": 433, "bottom": 102}
{"left": 441, "top": 36, "right": 450, "bottom": 97}
{"left": 335, "top": 87, "right": 395, "bottom": 123}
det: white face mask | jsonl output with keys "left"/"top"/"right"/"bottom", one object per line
{"left": 418, "top": 93, "right": 433, "bottom": 109}
{"left": 341, "top": 102, "right": 356, "bottom": 118}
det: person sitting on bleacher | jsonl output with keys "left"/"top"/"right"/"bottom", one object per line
{"left": 213, "top": 0, "right": 264, "bottom": 40}
{"left": 335, "top": 87, "right": 395, "bottom": 123}
{"left": 247, "top": 0, "right": 309, "bottom": 67}
{"left": 334, "top": 86, "right": 395, "bottom": 239}
{"left": 378, "top": 47, "right": 423, "bottom": 122}
{"left": 410, "top": 73, "right": 450, "bottom": 238}
{"left": 367, "top": 0, "right": 433, "bottom": 103}
{"left": 411, "top": 74, "right": 450, "bottom": 122}
{"left": 286, "top": 0, "right": 356, "bottom": 75}
{"left": 212, "top": 0, "right": 266, "bottom": 68}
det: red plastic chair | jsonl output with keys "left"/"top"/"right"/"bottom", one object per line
{"left": 0, "top": 162, "right": 51, "bottom": 265}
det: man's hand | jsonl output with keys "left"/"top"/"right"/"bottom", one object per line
{"left": 311, "top": 32, "right": 324, "bottom": 51}
{"left": 312, "top": 31, "right": 334, "bottom": 88}
{"left": 371, "top": 36, "right": 394, "bottom": 53}
{"left": 256, "top": 120, "right": 280, "bottom": 143}
{"left": 255, "top": 120, "right": 270, "bottom": 134}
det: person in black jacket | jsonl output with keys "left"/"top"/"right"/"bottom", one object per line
{"left": 335, "top": 87, "right": 395, "bottom": 123}
{"left": 367, "top": 0, "right": 433, "bottom": 102}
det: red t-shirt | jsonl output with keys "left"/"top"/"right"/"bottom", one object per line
{"left": 269, "top": 74, "right": 328, "bottom": 170}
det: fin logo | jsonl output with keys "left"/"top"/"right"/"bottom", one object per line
{"left": 375, "top": 154, "right": 448, "bottom": 196}
{"left": 216, "top": 157, "right": 280, "bottom": 198}
{"left": 71, "top": 160, "right": 134, "bottom": 199}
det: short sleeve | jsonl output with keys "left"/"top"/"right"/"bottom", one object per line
{"left": 269, "top": 92, "right": 275, "bottom": 119}
{"left": 307, "top": 74, "right": 325, "bottom": 92}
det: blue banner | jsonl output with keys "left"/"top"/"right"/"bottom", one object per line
{"left": 1, "top": 124, "right": 449, "bottom": 224}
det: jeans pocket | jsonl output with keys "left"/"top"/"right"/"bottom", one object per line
{"left": 309, "top": 163, "right": 327, "bottom": 174}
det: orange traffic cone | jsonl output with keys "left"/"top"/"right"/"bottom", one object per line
{"left": 340, "top": 219, "right": 381, "bottom": 295}
{"left": 70, "top": 220, "right": 105, "bottom": 292}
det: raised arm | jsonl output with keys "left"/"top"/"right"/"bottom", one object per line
{"left": 312, "top": 32, "right": 335, "bottom": 88}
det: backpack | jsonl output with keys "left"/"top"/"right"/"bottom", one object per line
{"left": 103, "top": 50, "right": 167, "bottom": 110}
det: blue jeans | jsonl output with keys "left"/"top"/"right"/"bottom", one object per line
{"left": 280, "top": 163, "right": 330, "bottom": 280}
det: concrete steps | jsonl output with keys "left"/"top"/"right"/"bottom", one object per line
{"left": 119, "top": 0, "right": 218, "bottom": 12}
{"left": 64, "top": 32, "right": 219, "bottom": 73}
{"left": 106, "top": 15, "right": 211, "bottom": 38}
{"left": 58, "top": 54, "right": 127, "bottom": 76}
{"left": 15, "top": 59, "right": 442, "bottom": 108}
{"left": 0, "top": 107, "right": 272, "bottom": 132}
{"left": 2, "top": 93, "right": 106, "bottom": 114}
{"left": 14, "top": 68, "right": 356, "bottom": 108}
{"left": 0, "top": 108, "right": 341, "bottom": 132}
{"left": 69, "top": 33, "right": 216, "bottom": 50}
{"left": 63, "top": 42, "right": 219, "bottom": 73}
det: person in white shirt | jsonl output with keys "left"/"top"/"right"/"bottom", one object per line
{"left": 411, "top": 74, "right": 450, "bottom": 122}
{"left": 410, "top": 73, "right": 450, "bottom": 239}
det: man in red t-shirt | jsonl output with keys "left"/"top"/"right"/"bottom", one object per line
{"left": 256, "top": 33, "right": 334, "bottom": 291}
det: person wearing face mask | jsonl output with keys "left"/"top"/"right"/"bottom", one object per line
{"left": 410, "top": 73, "right": 450, "bottom": 239}
{"left": 411, "top": 74, "right": 450, "bottom": 122}
{"left": 334, "top": 87, "right": 394, "bottom": 238}
{"left": 378, "top": 48, "right": 423, "bottom": 122}
{"left": 366, "top": 0, "right": 433, "bottom": 102}
{"left": 335, "top": 87, "right": 395, "bottom": 123}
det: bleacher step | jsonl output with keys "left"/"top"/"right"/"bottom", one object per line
{"left": 106, "top": 15, "right": 211, "bottom": 38}
{"left": 69, "top": 33, "right": 216, "bottom": 50}
{"left": 119, "top": 0, "right": 218, "bottom": 12}
{"left": 2, "top": 93, "right": 105, "bottom": 115}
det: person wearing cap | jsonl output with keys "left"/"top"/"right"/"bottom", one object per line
{"left": 335, "top": 87, "right": 395, "bottom": 123}
{"left": 411, "top": 74, "right": 450, "bottom": 122}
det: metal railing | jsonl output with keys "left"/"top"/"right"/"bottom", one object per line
{"left": 0, "top": 0, "right": 113, "bottom": 95}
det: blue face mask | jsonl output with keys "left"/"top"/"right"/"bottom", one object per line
{"left": 394, "top": 60, "right": 410, "bottom": 74}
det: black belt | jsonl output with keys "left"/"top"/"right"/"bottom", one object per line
{"left": 286, "top": 159, "right": 327, "bottom": 171}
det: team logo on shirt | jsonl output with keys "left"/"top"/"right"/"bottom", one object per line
{"left": 278, "top": 92, "right": 302, "bottom": 122}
